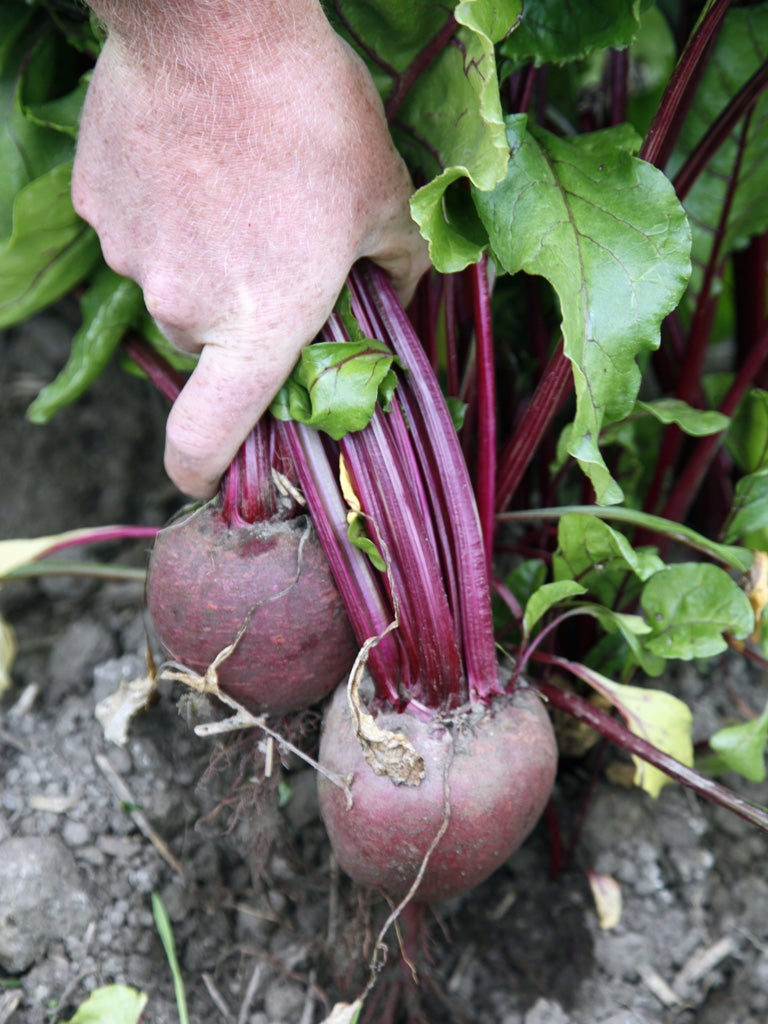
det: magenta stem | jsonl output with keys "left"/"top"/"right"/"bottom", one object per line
{"left": 534, "top": 670, "right": 768, "bottom": 833}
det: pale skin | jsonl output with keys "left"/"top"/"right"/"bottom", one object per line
{"left": 73, "top": 0, "right": 429, "bottom": 498}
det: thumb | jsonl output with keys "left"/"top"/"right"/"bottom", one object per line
{"left": 163, "top": 341, "right": 298, "bottom": 499}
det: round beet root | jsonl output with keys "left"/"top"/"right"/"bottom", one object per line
{"left": 317, "top": 682, "right": 557, "bottom": 902}
{"left": 146, "top": 505, "right": 358, "bottom": 715}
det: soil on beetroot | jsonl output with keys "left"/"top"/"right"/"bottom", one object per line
{"left": 1, "top": 310, "right": 768, "bottom": 1024}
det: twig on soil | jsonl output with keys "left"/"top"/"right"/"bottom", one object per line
{"left": 237, "top": 962, "right": 264, "bottom": 1024}
{"left": 95, "top": 752, "right": 185, "bottom": 876}
{"left": 202, "top": 972, "right": 234, "bottom": 1022}
{"left": 0, "top": 990, "right": 21, "bottom": 1024}
{"left": 298, "top": 969, "right": 318, "bottom": 1024}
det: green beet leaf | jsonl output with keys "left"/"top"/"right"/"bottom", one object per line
{"left": 270, "top": 340, "right": 398, "bottom": 440}
{"left": 640, "top": 563, "right": 754, "bottom": 660}
{"left": 668, "top": 5, "right": 768, "bottom": 301}
{"left": 724, "top": 469, "right": 768, "bottom": 544}
{"left": 522, "top": 579, "right": 586, "bottom": 637}
{"left": 578, "top": 603, "right": 664, "bottom": 679}
{"left": 0, "top": 163, "right": 100, "bottom": 329}
{"left": 27, "top": 266, "right": 144, "bottom": 422}
{"left": 634, "top": 398, "right": 729, "bottom": 437}
{"left": 474, "top": 116, "right": 691, "bottom": 503}
{"left": 708, "top": 703, "right": 768, "bottom": 783}
{"left": 61, "top": 985, "right": 148, "bottom": 1024}
{"left": 500, "top": 0, "right": 642, "bottom": 67}
{"left": 553, "top": 512, "right": 665, "bottom": 608}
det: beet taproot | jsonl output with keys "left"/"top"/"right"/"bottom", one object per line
{"left": 146, "top": 504, "right": 358, "bottom": 715}
{"left": 317, "top": 681, "right": 558, "bottom": 902}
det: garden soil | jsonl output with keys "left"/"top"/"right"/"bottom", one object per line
{"left": 1, "top": 307, "right": 767, "bottom": 1024}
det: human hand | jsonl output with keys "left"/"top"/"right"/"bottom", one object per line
{"left": 73, "top": 1, "right": 429, "bottom": 498}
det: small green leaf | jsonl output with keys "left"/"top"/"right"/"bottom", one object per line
{"left": 726, "top": 387, "right": 768, "bottom": 474}
{"left": 641, "top": 563, "right": 754, "bottom": 659}
{"left": 579, "top": 603, "right": 664, "bottom": 678}
{"left": 152, "top": 893, "right": 189, "bottom": 1024}
{"left": 583, "top": 669, "right": 694, "bottom": 798}
{"left": 61, "top": 985, "right": 148, "bottom": 1024}
{"left": 27, "top": 266, "right": 143, "bottom": 422}
{"left": 474, "top": 116, "right": 691, "bottom": 503}
{"left": 347, "top": 514, "right": 387, "bottom": 572}
{"left": 635, "top": 398, "right": 729, "bottom": 437}
{"left": 553, "top": 512, "right": 664, "bottom": 607}
{"left": 709, "top": 703, "right": 768, "bottom": 783}
{"left": 523, "top": 579, "right": 586, "bottom": 637}
{"left": 724, "top": 469, "right": 768, "bottom": 544}
{"left": 270, "top": 339, "right": 397, "bottom": 439}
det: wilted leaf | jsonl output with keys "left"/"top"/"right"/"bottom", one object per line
{"left": 709, "top": 703, "right": 768, "bottom": 783}
{"left": 641, "top": 563, "right": 754, "bottom": 659}
{"left": 61, "top": 985, "right": 148, "bottom": 1024}
{"left": 474, "top": 116, "right": 691, "bottom": 502}
{"left": 95, "top": 672, "right": 159, "bottom": 746}
{"left": 0, "top": 528, "right": 99, "bottom": 579}
{"left": 0, "top": 615, "right": 16, "bottom": 694}
{"left": 583, "top": 669, "right": 694, "bottom": 797}
{"left": 587, "top": 869, "right": 623, "bottom": 930}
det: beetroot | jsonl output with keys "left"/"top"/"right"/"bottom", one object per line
{"left": 146, "top": 504, "right": 358, "bottom": 715}
{"left": 317, "top": 681, "right": 558, "bottom": 903}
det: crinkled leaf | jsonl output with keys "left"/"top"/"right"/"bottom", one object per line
{"left": 353, "top": 0, "right": 519, "bottom": 271}
{"left": 641, "top": 563, "right": 754, "bottom": 659}
{"left": 553, "top": 512, "right": 665, "bottom": 607}
{"left": 61, "top": 985, "right": 148, "bottom": 1024}
{"left": 724, "top": 469, "right": 768, "bottom": 544}
{"left": 523, "top": 579, "right": 586, "bottom": 636}
{"left": 635, "top": 398, "right": 729, "bottom": 437}
{"left": 474, "top": 116, "right": 691, "bottom": 503}
{"left": 669, "top": 6, "right": 768, "bottom": 299}
{"left": 0, "top": 162, "right": 99, "bottom": 328}
{"left": 270, "top": 340, "right": 398, "bottom": 440}
{"left": 583, "top": 668, "right": 694, "bottom": 798}
{"left": 708, "top": 703, "right": 768, "bottom": 783}
{"left": 27, "top": 266, "right": 143, "bottom": 422}
{"left": 500, "top": 0, "right": 642, "bottom": 67}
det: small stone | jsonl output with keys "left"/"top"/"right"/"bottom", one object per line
{"left": 524, "top": 998, "right": 571, "bottom": 1024}
{"left": 61, "top": 819, "right": 91, "bottom": 847}
{"left": 0, "top": 836, "right": 93, "bottom": 973}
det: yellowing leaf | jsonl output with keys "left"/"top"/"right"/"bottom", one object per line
{"left": 0, "top": 528, "right": 97, "bottom": 579}
{"left": 339, "top": 454, "right": 363, "bottom": 519}
{"left": 584, "top": 670, "right": 694, "bottom": 798}
{"left": 61, "top": 985, "right": 148, "bottom": 1024}
{"left": 587, "top": 869, "right": 623, "bottom": 930}
{"left": 744, "top": 549, "right": 768, "bottom": 642}
{"left": 0, "top": 615, "right": 16, "bottom": 694}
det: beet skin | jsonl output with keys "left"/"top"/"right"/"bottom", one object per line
{"left": 317, "top": 682, "right": 557, "bottom": 902}
{"left": 146, "top": 505, "right": 358, "bottom": 715}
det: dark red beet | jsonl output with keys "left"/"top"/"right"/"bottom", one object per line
{"left": 317, "top": 682, "right": 557, "bottom": 902}
{"left": 146, "top": 505, "right": 359, "bottom": 715}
